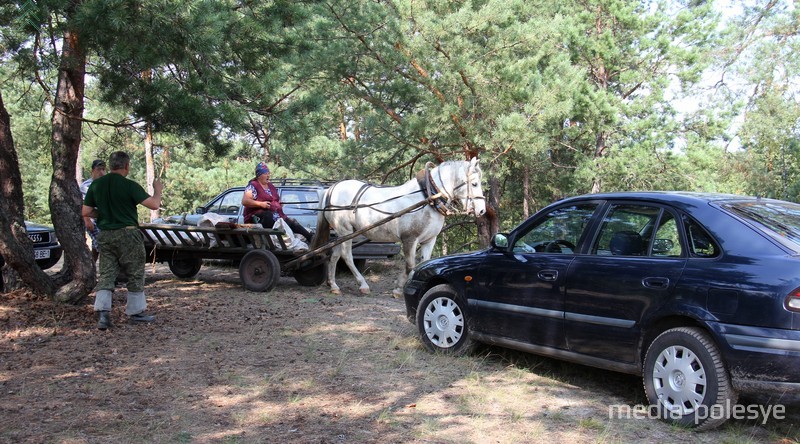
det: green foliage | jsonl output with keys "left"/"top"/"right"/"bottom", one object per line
{"left": 0, "top": 61, "right": 53, "bottom": 223}
{"left": 2, "top": 0, "right": 799, "bottom": 240}
{"left": 717, "top": 0, "right": 800, "bottom": 201}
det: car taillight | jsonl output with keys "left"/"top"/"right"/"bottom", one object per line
{"left": 786, "top": 289, "right": 800, "bottom": 312}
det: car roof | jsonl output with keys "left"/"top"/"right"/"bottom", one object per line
{"left": 218, "top": 181, "right": 331, "bottom": 193}
{"left": 555, "top": 191, "right": 772, "bottom": 210}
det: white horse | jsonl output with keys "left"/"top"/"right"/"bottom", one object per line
{"left": 310, "top": 158, "right": 486, "bottom": 296}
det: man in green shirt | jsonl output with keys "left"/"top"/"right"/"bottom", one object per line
{"left": 82, "top": 151, "right": 163, "bottom": 330}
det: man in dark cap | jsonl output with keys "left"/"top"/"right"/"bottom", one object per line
{"left": 241, "top": 162, "right": 313, "bottom": 243}
{"left": 80, "top": 159, "right": 106, "bottom": 261}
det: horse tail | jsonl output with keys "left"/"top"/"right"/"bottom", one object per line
{"left": 309, "top": 186, "right": 333, "bottom": 250}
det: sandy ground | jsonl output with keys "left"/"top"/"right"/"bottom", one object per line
{"left": 0, "top": 258, "right": 798, "bottom": 443}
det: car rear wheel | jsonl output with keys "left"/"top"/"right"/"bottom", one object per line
{"left": 293, "top": 260, "right": 328, "bottom": 287}
{"left": 643, "top": 327, "right": 737, "bottom": 430}
{"left": 168, "top": 257, "right": 202, "bottom": 278}
{"left": 336, "top": 258, "right": 366, "bottom": 274}
{"left": 416, "top": 284, "right": 474, "bottom": 355}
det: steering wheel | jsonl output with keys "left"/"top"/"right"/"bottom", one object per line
{"left": 543, "top": 239, "right": 576, "bottom": 253}
{"left": 225, "top": 205, "right": 239, "bottom": 214}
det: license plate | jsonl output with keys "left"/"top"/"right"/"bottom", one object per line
{"left": 34, "top": 249, "right": 50, "bottom": 260}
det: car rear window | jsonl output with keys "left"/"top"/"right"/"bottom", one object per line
{"left": 722, "top": 200, "right": 800, "bottom": 249}
{"left": 279, "top": 190, "right": 321, "bottom": 211}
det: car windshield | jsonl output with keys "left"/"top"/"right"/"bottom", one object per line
{"left": 723, "top": 200, "right": 800, "bottom": 248}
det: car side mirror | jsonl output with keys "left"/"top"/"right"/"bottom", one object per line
{"left": 195, "top": 207, "right": 207, "bottom": 215}
{"left": 491, "top": 233, "right": 509, "bottom": 250}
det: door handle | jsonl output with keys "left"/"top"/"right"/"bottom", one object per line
{"left": 643, "top": 277, "right": 669, "bottom": 289}
{"left": 538, "top": 270, "right": 558, "bottom": 282}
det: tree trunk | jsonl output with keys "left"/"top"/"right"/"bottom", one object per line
{"left": 523, "top": 165, "right": 530, "bottom": 219}
{"left": 591, "top": 131, "right": 606, "bottom": 194}
{"left": 338, "top": 102, "right": 347, "bottom": 141}
{"left": 0, "top": 90, "right": 56, "bottom": 295}
{"left": 49, "top": 16, "right": 95, "bottom": 304}
{"left": 476, "top": 173, "right": 501, "bottom": 248}
{"left": 144, "top": 122, "right": 159, "bottom": 221}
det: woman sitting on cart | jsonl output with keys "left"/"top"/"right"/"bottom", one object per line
{"left": 241, "top": 162, "right": 314, "bottom": 243}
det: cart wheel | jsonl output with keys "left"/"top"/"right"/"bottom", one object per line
{"left": 239, "top": 250, "right": 281, "bottom": 292}
{"left": 169, "top": 257, "right": 202, "bottom": 278}
{"left": 294, "top": 260, "right": 328, "bottom": 287}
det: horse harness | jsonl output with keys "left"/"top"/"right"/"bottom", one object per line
{"left": 322, "top": 161, "right": 480, "bottom": 216}
{"left": 415, "top": 163, "right": 452, "bottom": 216}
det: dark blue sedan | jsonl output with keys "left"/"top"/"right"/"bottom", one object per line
{"left": 403, "top": 192, "right": 800, "bottom": 430}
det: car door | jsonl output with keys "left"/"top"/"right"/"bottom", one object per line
{"left": 564, "top": 202, "right": 687, "bottom": 364}
{"left": 472, "top": 203, "right": 600, "bottom": 348}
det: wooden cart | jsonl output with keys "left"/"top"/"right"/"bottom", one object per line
{"left": 140, "top": 223, "right": 328, "bottom": 292}
{"left": 140, "top": 194, "right": 440, "bottom": 292}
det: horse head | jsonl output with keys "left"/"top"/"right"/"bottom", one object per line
{"left": 437, "top": 158, "right": 486, "bottom": 217}
{"left": 462, "top": 158, "right": 486, "bottom": 217}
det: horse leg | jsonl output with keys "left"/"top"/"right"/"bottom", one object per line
{"left": 327, "top": 244, "right": 342, "bottom": 295}
{"left": 340, "top": 239, "right": 370, "bottom": 294}
{"left": 393, "top": 238, "right": 419, "bottom": 298}
{"left": 419, "top": 236, "right": 437, "bottom": 261}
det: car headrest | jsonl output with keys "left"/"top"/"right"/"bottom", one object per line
{"left": 610, "top": 230, "right": 644, "bottom": 256}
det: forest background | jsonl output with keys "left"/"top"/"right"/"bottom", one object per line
{"left": 0, "top": 0, "right": 798, "bottom": 302}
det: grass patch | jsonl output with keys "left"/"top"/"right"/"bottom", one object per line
{"left": 376, "top": 408, "right": 395, "bottom": 425}
{"left": 578, "top": 417, "right": 607, "bottom": 431}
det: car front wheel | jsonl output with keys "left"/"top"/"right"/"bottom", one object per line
{"left": 643, "top": 327, "right": 737, "bottom": 430}
{"left": 416, "top": 284, "right": 474, "bottom": 355}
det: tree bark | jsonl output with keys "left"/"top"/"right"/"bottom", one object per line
{"left": 476, "top": 172, "right": 501, "bottom": 248}
{"left": 0, "top": 90, "right": 56, "bottom": 295}
{"left": 338, "top": 102, "right": 347, "bottom": 141}
{"left": 49, "top": 13, "right": 96, "bottom": 303}
{"left": 144, "top": 122, "right": 159, "bottom": 221}
{"left": 523, "top": 166, "right": 530, "bottom": 219}
{"left": 591, "top": 130, "right": 606, "bottom": 194}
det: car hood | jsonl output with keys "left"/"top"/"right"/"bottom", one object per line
{"left": 413, "top": 249, "right": 489, "bottom": 278}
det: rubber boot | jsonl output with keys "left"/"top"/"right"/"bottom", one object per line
{"left": 97, "top": 311, "right": 112, "bottom": 330}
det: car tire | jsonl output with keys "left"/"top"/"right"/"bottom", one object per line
{"left": 643, "top": 327, "right": 737, "bottom": 430}
{"left": 239, "top": 249, "right": 280, "bottom": 292}
{"left": 336, "top": 258, "right": 366, "bottom": 275}
{"left": 293, "top": 260, "right": 328, "bottom": 287}
{"left": 168, "top": 257, "right": 202, "bottom": 279}
{"left": 416, "top": 284, "right": 474, "bottom": 355}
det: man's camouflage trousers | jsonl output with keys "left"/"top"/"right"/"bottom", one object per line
{"left": 97, "top": 228, "right": 146, "bottom": 292}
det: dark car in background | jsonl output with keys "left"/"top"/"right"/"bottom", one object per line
{"left": 403, "top": 192, "right": 800, "bottom": 430}
{"left": 0, "top": 221, "right": 63, "bottom": 271}
{"left": 158, "top": 179, "right": 400, "bottom": 264}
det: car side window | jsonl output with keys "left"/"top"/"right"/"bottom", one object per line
{"left": 685, "top": 219, "right": 720, "bottom": 258}
{"left": 593, "top": 204, "right": 680, "bottom": 257}
{"left": 512, "top": 204, "right": 598, "bottom": 254}
{"left": 652, "top": 212, "right": 683, "bottom": 257}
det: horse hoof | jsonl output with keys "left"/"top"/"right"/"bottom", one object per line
{"left": 391, "top": 289, "right": 403, "bottom": 299}
{"left": 359, "top": 287, "right": 370, "bottom": 295}
{"left": 331, "top": 288, "right": 341, "bottom": 295}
